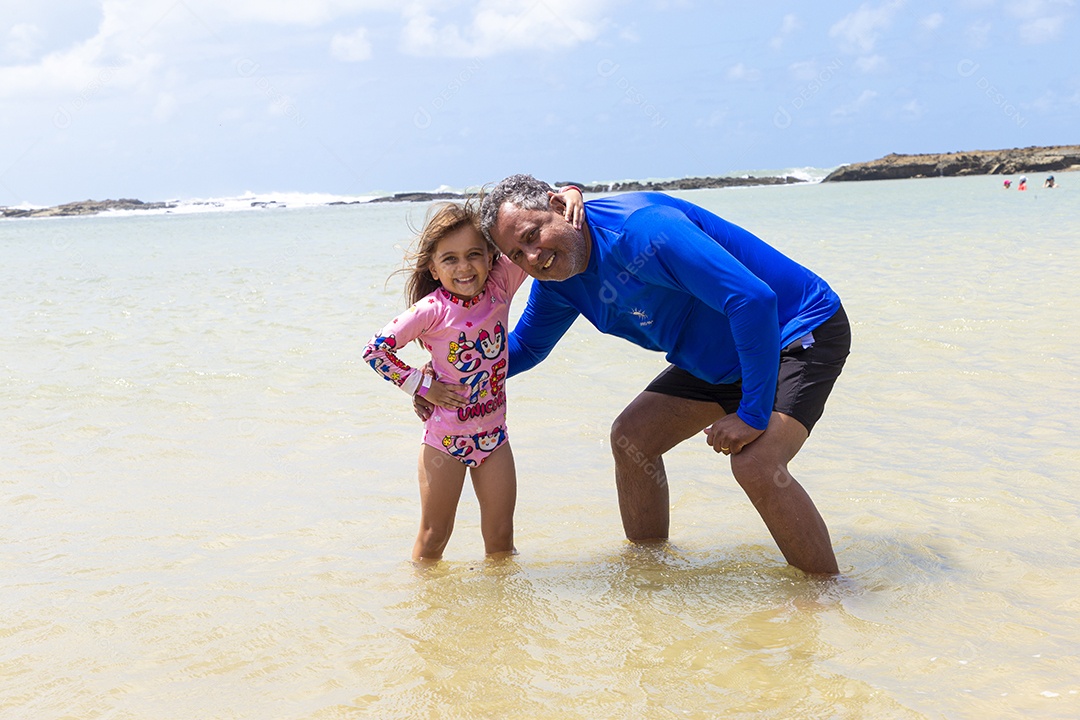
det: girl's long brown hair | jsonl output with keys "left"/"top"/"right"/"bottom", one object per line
{"left": 398, "top": 196, "right": 497, "bottom": 306}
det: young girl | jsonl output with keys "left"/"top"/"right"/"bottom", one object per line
{"left": 364, "top": 188, "right": 583, "bottom": 561}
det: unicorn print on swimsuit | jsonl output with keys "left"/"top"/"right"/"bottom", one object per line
{"left": 446, "top": 326, "right": 506, "bottom": 404}
{"left": 459, "top": 369, "right": 490, "bottom": 404}
{"left": 447, "top": 331, "right": 482, "bottom": 372}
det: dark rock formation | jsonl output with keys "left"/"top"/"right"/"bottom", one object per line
{"left": 366, "top": 175, "right": 804, "bottom": 203}
{"left": 823, "top": 145, "right": 1080, "bottom": 182}
{"left": 568, "top": 175, "right": 803, "bottom": 193}
{"left": 368, "top": 191, "right": 466, "bottom": 203}
{"left": 1, "top": 198, "right": 176, "bottom": 219}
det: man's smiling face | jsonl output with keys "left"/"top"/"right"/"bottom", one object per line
{"left": 489, "top": 202, "right": 590, "bottom": 282}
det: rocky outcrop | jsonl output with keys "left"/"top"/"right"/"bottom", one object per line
{"left": 0, "top": 198, "right": 176, "bottom": 219}
{"left": 570, "top": 175, "right": 803, "bottom": 193}
{"left": 366, "top": 175, "right": 804, "bottom": 203}
{"left": 368, "top": 191, "right": 467, "bottom": 203}
{"left": 823, "top": 145, "right": 1080, "bottom": 182}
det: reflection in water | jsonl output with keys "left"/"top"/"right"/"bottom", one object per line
{"left": 371, "top": 546, "right": 907, "bottom": 718}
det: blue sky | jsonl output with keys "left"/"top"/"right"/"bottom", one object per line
{"left": 1, "top": 0, "right": 1077, "bottom": 206}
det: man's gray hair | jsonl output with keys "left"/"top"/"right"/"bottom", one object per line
{"left": 479, "top": 174, "right": 554, "bottom": 243}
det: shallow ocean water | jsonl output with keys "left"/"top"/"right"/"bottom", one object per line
{"left": 1, "top": 175, "right": 1078, "bottom": 718}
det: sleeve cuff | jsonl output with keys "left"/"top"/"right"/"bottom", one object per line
{"left": 736, "top": 407, "right": 770, "bottom": 432}
{"left": 401, "top": 371, "right": 421, "bottom": 395}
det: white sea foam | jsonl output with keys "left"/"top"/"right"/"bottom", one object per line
{"left": 3, "top": 200, "right": 50, "bottom": 211}
{"left": 781, "top": 165, "right": 836, "bottom": 183}
{"left": 107, "top": 190, "right": 381, "bottom": 217}
{"left": 720, "top": 166, "right": 836, "bottom": 183}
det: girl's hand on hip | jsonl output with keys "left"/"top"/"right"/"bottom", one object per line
{"left": 425, "top": 381, "right": 470, "bottom": 410}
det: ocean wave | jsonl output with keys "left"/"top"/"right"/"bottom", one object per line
{"left": 0, "top": 191, "right": 382, "bottom": 220}
{"left": 720, "top": 166, "right": 836, "bottom": 184}
{"left": 127, "top": 191, "right": 382, "bottom": 216}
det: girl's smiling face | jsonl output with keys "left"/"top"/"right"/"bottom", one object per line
{"left": 429, "top": 225, "right": 493, "bottom": 300}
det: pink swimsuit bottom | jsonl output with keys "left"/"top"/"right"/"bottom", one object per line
{"left": 423, "top": 422, "right": 508, "bottom": 467}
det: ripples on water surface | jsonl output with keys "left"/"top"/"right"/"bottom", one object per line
{"left": 1, "top": 176, "right": 1078, "bottom": 718}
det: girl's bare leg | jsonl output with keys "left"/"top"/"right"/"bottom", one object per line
{"left": 414, "top": 444, "right": 467, "bottom": 561}
{"left": 469, "top": 442, "right": 517, "bottom": 557}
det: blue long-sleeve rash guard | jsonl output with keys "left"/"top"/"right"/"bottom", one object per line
{"left": 507, "top": 192, "right": 840, "bottom": 430}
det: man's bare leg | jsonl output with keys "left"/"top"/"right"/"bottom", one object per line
{"left": 609, "top": 392, "right": 724, "bottom": 541}
{"left": 611, "top": 392, "right": 838, "bottom": 574}
{"left": 728, "top": 412, "right": 838, "bottom": 574}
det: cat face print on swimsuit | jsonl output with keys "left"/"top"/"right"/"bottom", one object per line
{"left": 474, "top": 427, "right": 507, "bottom": 452}
{"left": 476, "top": 321, "right": 506, "bottom": 360}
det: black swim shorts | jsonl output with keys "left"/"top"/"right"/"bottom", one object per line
{"left": 644, "top": 305, "right": 851, "bottom": 434}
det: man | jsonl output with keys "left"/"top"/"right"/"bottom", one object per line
{"left": 480, "top": 174, "right": 850, "bottom": 574}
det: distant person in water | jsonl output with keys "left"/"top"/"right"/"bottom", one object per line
{"left": 472, "top": 174, "right": 850, "bottom": 575}
{"left": 1003, "top": 179, "right": 1012, "bottom": 189}
{"left": 1018, "top": 176, "right": 1028, "bottom": 191}
{"left": 1044, "top": 175, "right": 1056, "bottom": 188}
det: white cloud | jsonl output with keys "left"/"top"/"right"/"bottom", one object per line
{"left": 726, "top": 62, "right": 760, "bottom": 81}
{"left": 695, "top": 109, "right": 728, "bottom": 128}
{"left": 966, "top": 19, "right": 993, "bottom": 47}
{"left": 0, "top": 33, "right": 160, "bottom": 101}
{"left": 901, "top": 99, "right": 924, "bottom": 119}
{"left": 218, "top": 107, "right": 246, "bottom": 123}
{"left": 788, "top": 60, "right": 820, "bottom": 81}
{"left": 186, "top": 0, "right": 395, "bottom": 27}
{"left": 1007, "top": 0, "right": 1068, "bottom": 19}
{"left": 832, "top": 89, "right": 878, "bottom": 118}
{"left": 829, "top": 0, "right": 905, "bottom": 53}
{"left": 0, "top": 0, "right": 382, "bottom": 102}
{"left": 1006, "top": 0, "right": 1074, "bottom": 43}
{"left": 921, "top": 13, "right": 944, "bottom": 31}
{"left": 3, "top": 23, "right": 43, "bottom": 61}
{"left": 0, "top": 2, "right": 191, "bottom": 100}
{"left": 400, "top": 0, "right": 613, "bottom": 57}
{"left": 152, "top": 91, "right": 177, "bottom": 121}
{"left": 1018, "top": 15, "right": 1066, "bottom": 42}
{"left": 331, "top": 26, "right": 372, "bottom": 61}
{"left": 770, "top": 13, "right": 800, "bottom": 50}
{"left": 856, "top": 54, "right": 887, "bottom": 72}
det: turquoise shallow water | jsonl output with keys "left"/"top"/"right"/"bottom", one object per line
{"left": 1, "top": 175, "right": 1078, "bottom": 718}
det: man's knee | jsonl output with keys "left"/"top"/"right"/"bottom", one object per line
{"left": 730, "top": 446, "right": 791, "bottom": 497}
{"left": 730, "top": 446, "right": 781, "bottom": 487}
{"left": 610, "top": 409, "right": 658, "bottom": 460}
